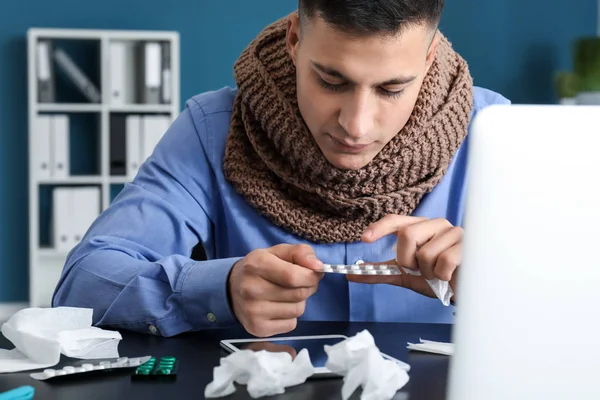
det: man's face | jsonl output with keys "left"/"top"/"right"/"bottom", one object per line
{"left": 287, "top": 14, "right": 439, "bottom": 170}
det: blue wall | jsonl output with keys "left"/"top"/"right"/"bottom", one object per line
{"left": 0, "top": 0, "right": 596, "bottom": 302}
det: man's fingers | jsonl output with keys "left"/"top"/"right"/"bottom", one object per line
{"left": 395, "top": 218, "right": 454, "bottom": 271}
{"left": 239, "top": 276, "right": 318, "bottom": 303}
{"left": 433, "top": 242, "right": 461, "bottom": 282}
{"left": 247, "top": 248, "right": 322, "bottom": 289}
{"left": 245, "top": 301, "right": 305, "bottom": 337}
{"left": 266, "top": 283, "right": 318, "bottom": 303}
{"left": 415, "top": 225, "right": 463, "bottom": 280}
{"left": 362, "top": 214, "right": 427, "bottom": 242}
{"left": 269, "top": 243, "right": 324, "bottom": 271}
{"left": 246, "top": 318, "right": 298, "bottom": 338}
{"left": 247, "top": 300, "right": 306, "bottom": 321}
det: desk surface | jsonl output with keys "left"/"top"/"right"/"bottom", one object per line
{"left": 0, "top": 321, "right": 452, "bottom": 400}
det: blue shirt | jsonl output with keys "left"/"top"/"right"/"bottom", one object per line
{"left": 52, "top": 86, "right": 510, "bottom": 337}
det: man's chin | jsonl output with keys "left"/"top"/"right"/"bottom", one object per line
{"left": 324, "top": 153, "right": 373, "bottom": 170}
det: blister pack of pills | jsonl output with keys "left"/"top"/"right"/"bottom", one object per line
{"left": 131, "top": 356, "right": 178, "bottom": 381}
{"left": 316, "top": 263, "right": 401, "bottom": 275}
{"left": 29, "top": 356, "right": 152, "bottom": 381}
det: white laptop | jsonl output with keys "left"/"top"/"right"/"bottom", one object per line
{"left": 447, "top": 104, "right": 600, "bottom": 400}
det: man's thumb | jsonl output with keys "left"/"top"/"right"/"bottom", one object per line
{"left": 271, "top": 244, "right": 323, "bottom": 271}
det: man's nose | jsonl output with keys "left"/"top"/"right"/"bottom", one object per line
{"left": 338, "top": 93, "right": 375, "bottom": 140}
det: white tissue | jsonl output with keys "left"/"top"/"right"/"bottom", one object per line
{"left": 406, "top": 338, "right": 454, "bottom": 356}
{"left": 205, "top": 348, "right": 315, "bottom": 398}
{"left": 0, "top": 307, "right": 122, "bottom": 373}
{"left": 324, "top": 330, "right": 410, "bottom": 400}
{"left": 393, "top": 243, "right": 454, "bottom": 306}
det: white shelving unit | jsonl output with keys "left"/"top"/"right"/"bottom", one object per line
{"left": 27, "top": 28, "right": 180, "bottom": 307}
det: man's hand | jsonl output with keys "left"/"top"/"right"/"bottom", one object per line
{"left": 348, "top": 215, "right": 462, "bottom": 300}
{"left": 228, "top": 244, "right": 324, "bottom": 337}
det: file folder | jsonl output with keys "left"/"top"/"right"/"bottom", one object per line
{"left": 35, "top": 115, "right": 52, "bottom": 180}
{"left": 51, "top": 115, "right": 70, "bottom": 179}
{"left": 36, "top": 40, "right": 55, "bottom": 103}
{"left": 137, "top": 42, "right": 162, "bottom": 104}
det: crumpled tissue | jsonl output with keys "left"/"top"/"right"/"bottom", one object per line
{"left": 393, "top": 243, "right": 454, "bottom": 306}
{"left": 204, "top": 348, "right": 315, "bottom": 398}
{"left": 324, "top": 330, "right": 410, "bottom": 400}
{"left": 0, "top": 307, "right": 122, "bottom": 373}
{"left": 407, "top": 338, "right": 454, "bottom": 356}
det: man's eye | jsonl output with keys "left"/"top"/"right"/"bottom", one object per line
{"left": 317, "top": 77, "right": 346, "bottom": 92}
{"left": 379, "top": 88, "right": 405, "bottom": 99}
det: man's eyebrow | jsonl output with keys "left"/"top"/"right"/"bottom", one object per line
{"left": 311, "top": 61, "right": 416, "bottom": 86}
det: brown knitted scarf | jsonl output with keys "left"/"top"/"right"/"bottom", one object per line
{"left": 223, "top": 16, "right": 474, "bottom": 244}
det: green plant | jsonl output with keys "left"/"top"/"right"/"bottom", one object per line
{"left": 554, "top": 71, "right": 579, "bottom": 98}
{"left": 573, "top": 37, "right": 600, "bottom": 92}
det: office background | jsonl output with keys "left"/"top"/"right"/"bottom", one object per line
{"left": 0, "top": 0, "right": 597, "bottom": 305}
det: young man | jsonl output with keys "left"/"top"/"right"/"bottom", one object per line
{"left": 52, "top": 0, "right": 509, "bottom": 338}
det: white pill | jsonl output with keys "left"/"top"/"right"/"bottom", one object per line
{"left": 43, "top": 369, "right": 56, "bottom": 377}
{"left": 351, "top": 265, "right": 361, "bottom": 270}
{"left": 368, "top": 270, "right": 377, "bottom": 275}
{"left": 74, "top": 367, "right": 86, "bottom": 373}
{"left": 380, "top": 265, "right": 389, "bottom": 270}
{"left": 382, "top": 269, "right": 392, "bottom": 275}
{"left": 117, "top": 357, "right": 129, "bottom": 364}
{"left": 365, "top": 264, "right": 374, "bottom": 270}
{"left": 94, "top": 365, "right": 106, "bottom": 370}
{"left": 82, "top": 363, "right": 94, "bottom": 371}
{"left": 323, "top": 264, "right": 331, "bottom": 268}
{"left": 55, "top": 370, "right": 67, "bottom": 376}
{"left": 63, "top": 366, "right": 75, "bottom": 374}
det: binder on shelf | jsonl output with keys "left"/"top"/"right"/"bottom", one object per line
{"left": 51, "top": 115, "right": 70, "bottom": 179}
{"left": 53, "top": 47, "right": 101, "bottom": 103}
{"left": 36, "top": 40, "right": 55, "bottom": 103}
{"left": 109, "top": 41, "right": 126, "bottom": 105}
{"left": 72, "top": 187, "right": 101, "bottom": 244}
{"left": 137, "top": 42, "right": 162, "bottom": 104}
{"left": 51, "top": 186, "right": 101, "bottom": 252}
{"left": 110, "top": 114, "right": 127, "bottom": 175}
{"left": 161, "top": 42, "right": 171, "bottom": 104}
{"left": 126, "top": 115, "right": 141, "bottom": 179}
{"left": 51, "top": 187, "right": 72, "bottom": 252}
{"left": 141, "top": 115, "right": 170, "bottom": 162}
{"left": 141, "top": 115, "right": 158, "bottom": 162}
{"left": 34, "top": 115, "right": 52, "bottom": 180}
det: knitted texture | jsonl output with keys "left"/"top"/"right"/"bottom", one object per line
{"left": 223, "top": 16, "right": 474, "bottom": 243}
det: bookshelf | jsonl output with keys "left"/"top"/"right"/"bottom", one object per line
{"left": 27, "top": 28, "right": 180, "bottom": 307}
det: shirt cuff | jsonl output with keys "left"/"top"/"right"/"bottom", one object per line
{"left": 180, "top": 257, "right": 243, "bottom": 330}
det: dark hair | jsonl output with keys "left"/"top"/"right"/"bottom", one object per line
{"left": 298, "top": 0, "right": 444, "bottom": 36}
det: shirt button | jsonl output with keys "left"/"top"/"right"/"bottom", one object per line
{"left": 148, "top": 325, "right": 158, "bottom": 334}
{"left": 207, "top": 312, "right": 217, "bottom": 323}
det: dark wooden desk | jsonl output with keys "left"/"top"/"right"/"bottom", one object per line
{"left": 0, "top": 321, "right": 452, "bottom": 399}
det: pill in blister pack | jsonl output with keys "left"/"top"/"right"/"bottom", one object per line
{"left": 29, "top": 355, "right": 152, "bottom": 381}
{"left": 316, "top": 263, "right": 401, "bottom": 275}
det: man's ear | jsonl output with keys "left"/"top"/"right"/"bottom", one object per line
{"left": 286, "top": 12, "right": 301, "bottom": 65}
{"left": 424, "top": 31, "right": 440, "bottom": 74}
